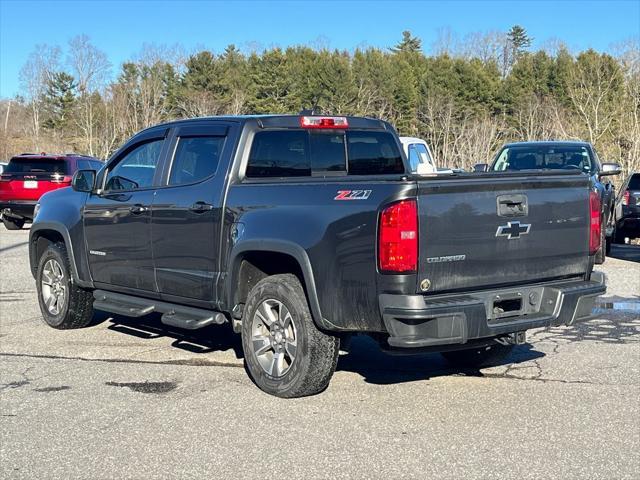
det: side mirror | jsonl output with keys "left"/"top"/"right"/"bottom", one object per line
{"left": 474, "top": 163, "right": 488, "bottom": 173}
{"left": 72, "top": 169, "right": 96, "bottom": 193}
{"left": 600, "top": 163, "right": 622, "bottom": 176}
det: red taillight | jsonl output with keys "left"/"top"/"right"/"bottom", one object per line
{"left": 51, "top": 175, "right": 72, "bottom": 184}
{"left": 589, "top": 190, "right": 601, "bottom": 256}
{"left": 622, "top": 190, "right": 630, "bottom": 206}
{"left": 299, "top": 116, "right": 349, "bottom": 129}
{"left": 378, "top": 199, "right": 418, "bottom": 273}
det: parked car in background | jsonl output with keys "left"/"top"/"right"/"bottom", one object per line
{"left": 0, "top": 153, "right": 103, "bottom": 230}
{"left": 399, "top": 137, "right": 437, "bottom": 174}
{"left": 612, "top": 172, "right": 640, "bottom": 246}
{"left": 475, "top": 141, "right": 621, "bottom": 263}
{"left": 0, "top": 162, "right": 7, "bottom": 174}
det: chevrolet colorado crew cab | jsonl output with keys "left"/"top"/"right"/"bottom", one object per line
{"left": 30, "top": 115, "right": 606, "bottom": 397}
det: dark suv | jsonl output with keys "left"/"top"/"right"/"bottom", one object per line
{"left": 477, "top": 141, "right": 621, "bottom": 263}
{"left": 612, "top": 172, "right": 640, "bottom": 244}
{"left": 0, "top": 153, "right": 103, "bottom": 229}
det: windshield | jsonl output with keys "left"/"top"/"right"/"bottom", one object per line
{"left": 491, "top": 145, "right": 593, "bottom": 173}
{"left": 6, "top": 158, "right": 68, "bottom": 174}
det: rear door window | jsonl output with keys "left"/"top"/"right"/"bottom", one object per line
{"left": 628, "top": 174, "right": 640, "bottom": 190}
{"left": 6, "top": 158, "right": 68, "bottom": 174}
{"left": 169, "top": 136, "right": 225, "bottom": 185}
{"left": 246, "top": 130, "right": 403, "bottom": 178}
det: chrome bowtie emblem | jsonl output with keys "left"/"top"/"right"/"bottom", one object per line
{"left": 496, "top": 221, "right": 531, "bottom": 239}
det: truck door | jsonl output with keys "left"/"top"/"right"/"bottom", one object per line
{"left": 84, "top": 130, "right": 169, "bottom": 291}
{"left": 151, "top": 122, "right": 236, "bottom": 305}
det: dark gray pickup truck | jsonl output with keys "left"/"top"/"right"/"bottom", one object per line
{"left": 30, "top": 115, "right": 606, "bottom": 397}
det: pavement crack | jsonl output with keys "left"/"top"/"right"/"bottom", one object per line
{"left": 0, "top": 352, "right": 243, "bottom": 369}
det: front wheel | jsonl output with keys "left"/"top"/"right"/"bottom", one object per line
{"left": 441, "top": 343, "right": 514, "bottom": 368}
{"left": 241, "top": 274, "right": 339, "bottom": 398}
{"left": 36, "top": 242, "right": 94, "bottom": 329}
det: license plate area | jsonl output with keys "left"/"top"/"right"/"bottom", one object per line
{"left": 23, "top": 180, "right": 38, "bottom": 189}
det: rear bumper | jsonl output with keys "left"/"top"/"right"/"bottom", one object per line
{"left": 380, "top": 272, "right": 606, "bottom": 349}
{"left": 1, "top": 201, "right": 37, "bottom": 221}
{"left": 616, "top": 215, "right": 640, "bottom": 237}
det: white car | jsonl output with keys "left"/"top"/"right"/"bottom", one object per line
{"left": 0, "top": 162, "right": 7, "bottom": 174}
{"left": 399, "top": 137, "right": 437, "bottom": 174}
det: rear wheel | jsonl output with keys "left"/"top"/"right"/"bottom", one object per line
{"left": 241, "top": 274, "right": 339, "bottom": 398}
{"left": 36, "top": 242, "right": 94, "bottom": 329}
{"left": 441, "top": 343, "right": 514, "bottom": 368}
{"left": 2, "top": 217, "right": 24, "bottom": 230}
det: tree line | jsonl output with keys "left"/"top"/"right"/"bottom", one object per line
{"left": 1, "top": 28, "right": 638, "bottom": 176}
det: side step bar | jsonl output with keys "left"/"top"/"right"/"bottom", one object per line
{"left": 93, "top": 290, "right": 227, "bottom": 330}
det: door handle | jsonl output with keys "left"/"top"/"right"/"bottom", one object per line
{"left": 497, "top": 194, "right": 528, "bottom": 217}
{"left": 129, "top": 204, "right": 148, "bottom": 215}
{"left": 189, "top": 201, "right": 214, "bottom": 213}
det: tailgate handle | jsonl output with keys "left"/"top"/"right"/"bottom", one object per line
{"left": 497, "top": 194, "right": 528, "bottom": 217}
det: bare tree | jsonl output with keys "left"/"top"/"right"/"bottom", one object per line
{"left": 566, "top": 51, "right": 624, "bottom": 147}
{"left": 67, "top": 35, "right": 111, "bottom": 155}
{"left": 18, "top": 44, "right": 61, "bottom": 149}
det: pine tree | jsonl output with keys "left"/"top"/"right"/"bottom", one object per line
{"left": 42, "top": 72, "right": 76, "bottom": 131}
{"left": 391, "top": 31, "right": 423, "bottom": 54}
{"left": 503, "top": 25, "right": 533, "bottom": 74}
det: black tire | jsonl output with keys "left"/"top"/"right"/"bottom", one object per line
{"left": 2, "top": 217, "right": 24, "bottom": 230}
{"left": 441, "top": 343, "right": 514, "bottom": 368}
{"left": 36, "top": 242, "right": 94, "bottom": 329}
{"left": 241, "top": 274, "right": 339, "bottom": 398}
{"left": 613, "top": 227, "right": 626, "bottom": 244}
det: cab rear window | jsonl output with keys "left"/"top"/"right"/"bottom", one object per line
{"left": 6, "top": 158, "right": 68, "bottom": 174}
{"left": 628, "top": 174, "right": 640, "bottom": 190}
{"left": 246, "top": 130, "right": 403, "bottom": 178}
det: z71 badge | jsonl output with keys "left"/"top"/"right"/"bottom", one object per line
{"left": 334, "top": 190, "right": 372, "bottom": 201}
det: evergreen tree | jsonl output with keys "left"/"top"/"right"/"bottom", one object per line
{"left": 42, "top": 71, "right": 76, "bottom": 131}
{"left": 507, "top": 25, "right": 532, "bottom": 57}
{"left": 391, "top": 31, "right": 423, "bottom": 54}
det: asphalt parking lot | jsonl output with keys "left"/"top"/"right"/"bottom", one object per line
{"left": 1, "top": 227, "right": 639, "bottom": 479}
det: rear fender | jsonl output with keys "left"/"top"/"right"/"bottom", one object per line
{"left": 226, "top": 239, "right": 337, "bottom": 331}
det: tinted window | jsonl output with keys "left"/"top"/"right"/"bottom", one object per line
{"left": 628, "top": 174, "right": 640, "bottom": 190}
{"left": 169, "top": 136, "right": 224, "bottom": 186}
{"left": 347, "top": 131, "right": 404, "bottom": 175}
{"left": 6, "top": 158, "right": 68, "bottom": 174}
{"left": 247, "top": 131, "right": 310, "bottom": 178}
{"left": 246, "top": 130, "right": 403, "bottom": 178}
{"left": 492, "top": 145, "right": 593, "bottom": 172}
{"left": 90, "top": 160, "right": 104, "bottom": 170}
{"left": 105, "top": 139, "right": 163, "bottom": 191}
{"left": 309, "top": 131, "right": 346, "bottom": 174}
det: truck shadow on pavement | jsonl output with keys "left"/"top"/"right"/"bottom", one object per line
{"left": 335, "top": 336, "right": 545, "bottom": 385}
{"left": 93, "top": 311, "right": 244, "bottom": 360}
{"left": 94, "top": 299, "right": 639, "bottom": 387}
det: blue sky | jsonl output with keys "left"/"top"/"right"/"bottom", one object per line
{"left": 1, "top": 0, "right": 639, "bottom": 98}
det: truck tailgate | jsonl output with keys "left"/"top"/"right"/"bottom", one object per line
{"left": 417, "top": 172, "right": 591, "bottom": 294}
